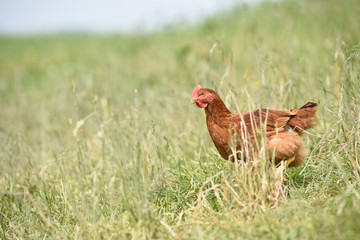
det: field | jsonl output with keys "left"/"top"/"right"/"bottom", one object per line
{"left": 1, "top": 0, "right": 360, "bottom": 239}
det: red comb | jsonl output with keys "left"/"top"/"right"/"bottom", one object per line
{"left": 192, "top": 84, "right": 202, "bottom": 98}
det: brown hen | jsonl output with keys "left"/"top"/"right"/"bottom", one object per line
{"left": 190, "top": 85, "right": 318, "bottom": 183}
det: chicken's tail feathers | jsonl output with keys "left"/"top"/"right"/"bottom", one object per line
{"left": 299, "top": 102, "right": 318, "bottom": 110}
{"left": 288, "top": 102, "right": 319, "bottom": 135}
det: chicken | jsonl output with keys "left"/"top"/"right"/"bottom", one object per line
{"left": 190, "top": 85, "right": 318, "bottom": 193}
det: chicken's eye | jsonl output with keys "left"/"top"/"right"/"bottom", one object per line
{"left": 200, "top": 93, "right": 205, "bottom": 96}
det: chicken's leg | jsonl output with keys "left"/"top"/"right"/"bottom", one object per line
{"left": 275, "top": 155, "right": 296, "bottom": 181}
{"left": 275, "top": 155, "right": 296, "bottom": 199}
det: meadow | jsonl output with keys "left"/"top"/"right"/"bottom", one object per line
{"left": 1, "top": 0, "right": 360, "bottom": 239}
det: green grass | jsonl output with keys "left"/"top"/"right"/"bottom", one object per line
{"left": 1, "top": 0, "right": 360, "bottom": 239}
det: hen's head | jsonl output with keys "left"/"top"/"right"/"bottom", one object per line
{"left": 190, "top": 85, "right": 214, "bottom": 108}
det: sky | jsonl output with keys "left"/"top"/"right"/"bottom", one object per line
{"left": 0, "top": 0, "right": 264, "bottom": 35}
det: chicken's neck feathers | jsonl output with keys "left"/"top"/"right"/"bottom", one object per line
{"left": 205, "top": 96, "right": 234, "bottom": 128}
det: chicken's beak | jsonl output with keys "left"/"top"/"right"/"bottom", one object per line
{"left": 190, "top": 99, "right": 197, "bottom": 104}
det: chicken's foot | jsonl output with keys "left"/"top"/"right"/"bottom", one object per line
{"left": 275, "top": 155, "right": 296, "bottom": 200}
{"left": 275, "top": 155, "right": 296, "bottom": 181}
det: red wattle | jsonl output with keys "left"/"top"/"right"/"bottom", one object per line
{"left": 196, "top": 102, "right": 208, "bottom": 108}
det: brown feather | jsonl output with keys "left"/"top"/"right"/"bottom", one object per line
{"left": 197, "top": 88, "right": 318, "bottom": 166}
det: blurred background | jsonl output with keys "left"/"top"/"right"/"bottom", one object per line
{"left": 0, "top": 0, "right": 265, "bottom": 35}
{"left": 1, "top": 0, "right": 360, "bottom": 239}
